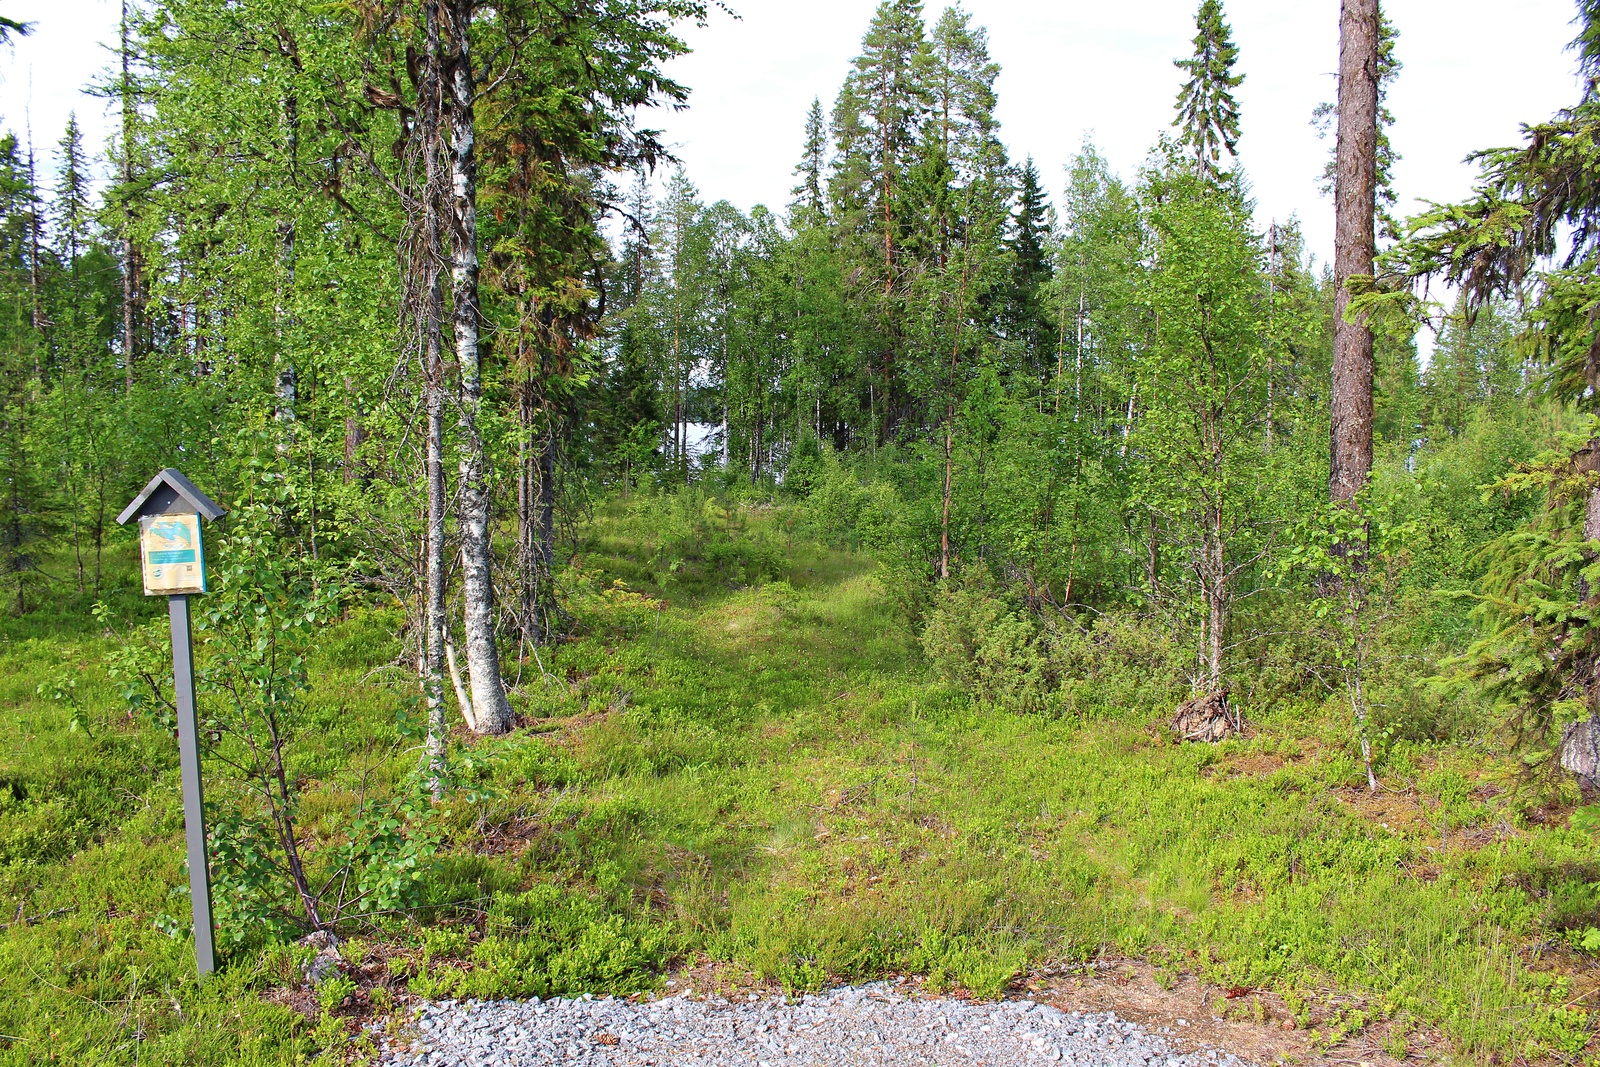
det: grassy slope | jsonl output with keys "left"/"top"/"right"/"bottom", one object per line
{"left": 2, "top": 502, "right": 1598, "bottom": 1064}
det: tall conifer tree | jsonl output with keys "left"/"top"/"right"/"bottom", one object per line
{"left": 1172, "top": 0, "right": 1244, "bottom": 180}
{"left": 792, "top": 97, "right": 827, "bottom": 216}
{"left": 1330, "top": 0, "right": 1379, "bottom": 507}
{"left": 1007, "top": 157, "right": 1053, "bottom": 379}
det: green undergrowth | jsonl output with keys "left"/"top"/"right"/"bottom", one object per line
{"left": 2, "top": 497, "right": 1599, "bottom": 1064}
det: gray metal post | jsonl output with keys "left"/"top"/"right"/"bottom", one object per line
{"left": 169, "top": 593, "right": 216, "bottom": 975}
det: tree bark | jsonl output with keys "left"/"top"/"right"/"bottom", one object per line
{"left": 939, "top": 258, "right": 971, "bottom": 581}
{"left": 1206, "top": 504, "right": 1224, "bottom": 690}
{"left": 120, "top": 0, "right": 141, "bottom": 393}
{"left": 343, "top": 376, "right": 366, "bottom": 483}
{"left": 274, "top": 85, "right": 299, "bottom": 438}
{"left": 518, "top": 368, "right": 560, "bottom": 645}
{"left": 275, "top": 214, "right": 297, "bottom": 435}
{"left": 445, "top": 0, "right": 513, "bottom": 735}
{"left": 420, "top": 0, "right": 449, "bottom": 795}
{"left": 1330, "top": 0, "right": 1379, "bottom": 505}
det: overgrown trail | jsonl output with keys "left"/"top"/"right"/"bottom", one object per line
{"left": 0, "top": 542, "right": 1594, "bottom": 1066}
{"left": 505, "top": 552, "right": 1586, "bottom": 1062}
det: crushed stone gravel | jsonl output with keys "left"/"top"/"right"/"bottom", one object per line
{"left": 376, "top": 982, "right": 1248, "bottom": 1067}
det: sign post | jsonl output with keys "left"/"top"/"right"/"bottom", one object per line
{"left": 117, "top": 469, "right": 226, "bottom": 975}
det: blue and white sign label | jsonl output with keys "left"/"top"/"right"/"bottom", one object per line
{"left": 139, "top": 513, "right": 207, "bottom": 596}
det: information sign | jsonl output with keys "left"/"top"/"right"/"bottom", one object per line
{"left": 117, "top": 468, "right": 226, "bottom": 976}
{"left": 140, "top": 512, "right": 207, "bottom": 595}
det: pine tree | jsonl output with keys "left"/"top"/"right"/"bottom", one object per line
{"left": 922, "top": 5, "right": 1003, "bottom": 183}
{"left": 47, "top": 114, "right": 115, "bottom": 384}
{"left": 54, "top": 116, "right": 90, "bottom": 286}
{"left": 831, "top": 0, "right": 928, "bottom": 273}
{"left": 1172, "top": 0, "right": 1244, "bottom": 180}
{"left": 649, "top": 168, "right": 710, "bottom": 478}
{"left": 1259, "top": 218, "right": 1328, "bottom": 451}
{"left": 1330, "top": 0, "right": 1379, "bottom": 506}
{"left": 830, "top": 0, "right": 930, "bottom": 442}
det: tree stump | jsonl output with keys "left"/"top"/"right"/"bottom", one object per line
{"left": 296, "top": 929, "right": 342, "bottom": 985}
{"left": 1172, "top": 688, "right": 1236, "bottom": 743}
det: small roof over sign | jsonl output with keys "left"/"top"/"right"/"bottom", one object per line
{"left": 117, "top": 468, "right": 227, "bottom": 526}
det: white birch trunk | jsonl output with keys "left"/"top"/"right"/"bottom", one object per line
{"left": 421, "top": 0, "right": 449, "bottom": 794}
{"left": 446, "top": 0, "right": 513, "bottom": 735}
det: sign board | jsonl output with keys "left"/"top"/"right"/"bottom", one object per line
{"left": 118, "top": 468, "right": 225, "bottom": 977}
{"left": 140, "top": 513, "right": 207, "bottom": 595}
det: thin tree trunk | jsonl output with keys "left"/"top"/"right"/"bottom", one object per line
{"left": 537, "top": 401, "right": 556, "bottom": 620}
{"left": 752, "top": 392, "right": 762, "bottom": 486}
{"left": 671, "top": 300, "right": 682, "bottom": 479}
{"left": 424, "top": 236, "right": 448, "bottom": 791}
{"left": 518, "top": 367, "right": 559, "bottom": 646}
{"left": 93, "top": 479, "right": 105, "bottom": 599}
{"left": 1075, "top": 289, "right": 1085, "bottom": 422}
{"left": 343, "top": 376, "right": 365, "bottom": 483}
{"left": 1330, "top": 0, "right": 1379, "bottom": 506}
{"left": 445, "top": 637, "right": 476, "bottom": 731}
{"left": 445, "top": 0, "right": 513, "bottom": 735}
{"left": 518, "top": 377, "right": 535, "bottom": 637}
{"left": 939, "top": 257, "right": 972, "bottom": 581}
{"left": 273, "top": 80, "right": 300, "bottom": 437}
{"left": 266, "top": 721, "right": 323, "bottom": 930}
{"left": 420, "top": 0, "right": 449, "bottom": 795}
{"left": 274, "top": 159, "right": 298, "bottom": 433}
{"left": 1206, "top": 506, "right": 1224, "bottom": 690}
{"left": 275, "top": 212, "right": 297, "bottom": 435}
{"left": 940, "top": 415, "right": 955, "bottom": 579}
{"left": 1266, "top": 223, "right": 1277, "bottom": 452}
{"left": 120, "top": 0, "right": 138, "bottom": 393}
{"left": 1146, "top": 512, "right": 1160, "bottom": 599}
{"left": 10, "top": 471, "right": 23, "bottom": 614}
{"left": 26, "top": 131, "right": 42, "bottom": 379}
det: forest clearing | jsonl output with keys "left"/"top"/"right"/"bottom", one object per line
{"left": 5, "top": 0, "right": 1600, "bottom": 1062}
{"left": 5, "top": 498, "right": 1600, "bottom": 1065}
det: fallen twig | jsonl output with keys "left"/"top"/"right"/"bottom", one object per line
{"left": 0, "top": 907, "right": 76, "bottom": 934}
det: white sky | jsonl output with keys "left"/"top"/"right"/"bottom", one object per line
{"left": 656, "top": 0, "right": 1585, "bottom": 271}
{"left": 0, "top": 0, "right": 1586, "bottom": 275}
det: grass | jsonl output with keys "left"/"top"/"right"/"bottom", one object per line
{"left": 2, "top": 494, "right": 1599, "bottom": 1063}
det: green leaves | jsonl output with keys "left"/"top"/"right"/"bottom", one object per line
{"left": 35, "top": 664, "right": 88, "bottom": 738}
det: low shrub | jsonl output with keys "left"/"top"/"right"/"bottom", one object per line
{"left": 456, "top": 885, "right": 669, "bottom": 999}
{"left": 920, "top": 565, "right": 1191, "bottom": 718}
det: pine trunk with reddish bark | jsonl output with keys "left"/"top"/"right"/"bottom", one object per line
{"left": 1330, "top": 0, "right": 1379, "bottom": 505}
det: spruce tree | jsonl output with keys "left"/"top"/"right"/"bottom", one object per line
{"left": 1172, "top": 0, "right": 1244, "bottom": 180}
{"left": 0, "top": 11, "right": 31, "bottom": 43}
{"left": 0, "top": 134, "right": 41, "bottom": 613}
{"left": 791, "top": 97, "right": 827, "bottom": 217}
{"left": 1006, "top": 157, "right": 1053, "bottom": 380}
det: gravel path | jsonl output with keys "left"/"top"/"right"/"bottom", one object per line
{"left": 378, "top": 983, "right": 1246, "bottom": 1067}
